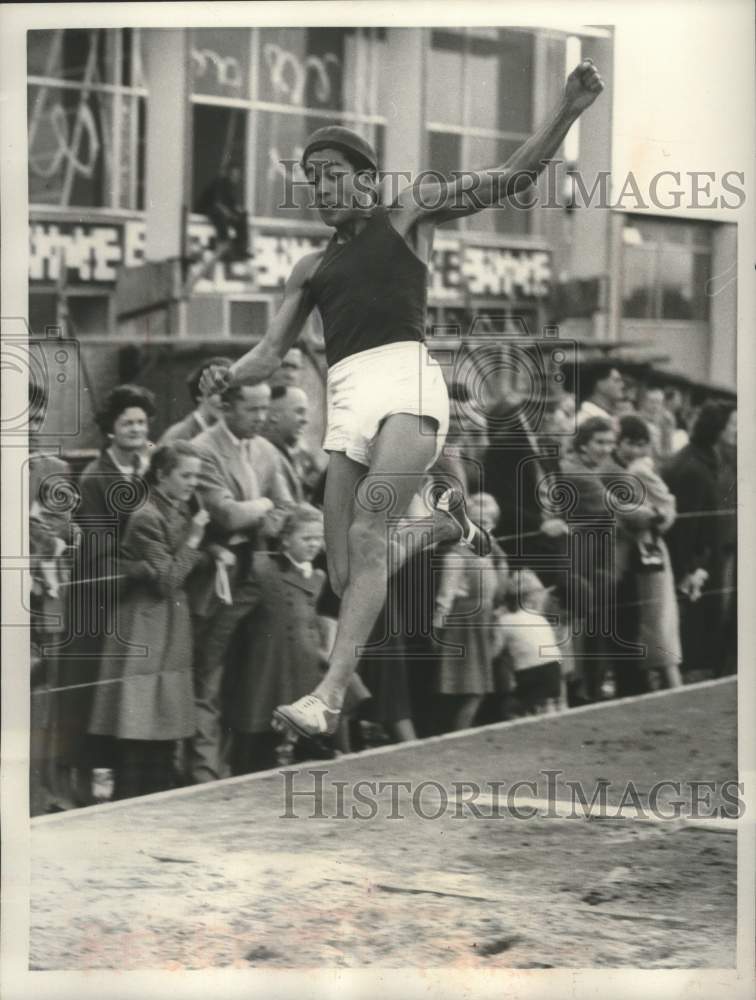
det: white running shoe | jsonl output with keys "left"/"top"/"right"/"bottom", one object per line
{"left": 273, "top": 694, "right": 341, "bottom": 739}
{"left": 435, "top": 487, "right": 493, "bottom": 557}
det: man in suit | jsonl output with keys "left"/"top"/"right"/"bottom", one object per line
{"left": 160, "top": 356, "right": 233, "bottom": 445}
{"left": 188, "top": 382, "right": 294, "bottom": 783}
{"left": 263, "top": 385, "right": 320, "bottom": 502}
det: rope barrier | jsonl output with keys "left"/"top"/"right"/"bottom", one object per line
{"left": 493, "top": 506, "right": 737, "bottom": 543}
{"left": 26, "top": 497, "right": 739, "bottom": 698}
{"left": 32, "top": 506, "right": 738, "bottom": 589}
{"left": 31, "top": 584, "right": 738, "bottom": 698}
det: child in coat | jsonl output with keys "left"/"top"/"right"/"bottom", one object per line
{"left": 227, "top": 503, "right": 369, "bottom": 770}
{"left": 492, "top": 569, "right": 564, "bottom": 716}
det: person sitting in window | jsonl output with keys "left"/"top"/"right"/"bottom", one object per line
{"left": 198, "top": 162, "right": 250, "bottom": 261}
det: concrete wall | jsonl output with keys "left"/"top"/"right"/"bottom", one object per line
{"left": 619, "top": 320, "right": 711, "bottom": 384}
{"left": 709, "top": 223, "right": 737, "bottom": 389}
{"left": 616, "top": 220, "right": 736, "bottom": 390}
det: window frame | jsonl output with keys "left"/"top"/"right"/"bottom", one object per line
{"left": 28, "top": 28, "right": 148, "bottom": 213}
{"left": 621, "top": 215, "right": 713, "bottom": 322}
{"left": 425, "top": 27, "right": 536, "bottom": 238}
{"left": 189, "top": 27, "right": 388, "bottom": 229}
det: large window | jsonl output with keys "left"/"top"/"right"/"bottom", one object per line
{"left": 190, "top": 28, "right": 386, "bottom": 224}
{"left": 622, "top": 217, "right": 712, "bottom": 321}
{"left": 28, "top": 29, "right": 147, "bottom": 210}
{"left": 426, "top": 28, "right": 534, "bottom": 236}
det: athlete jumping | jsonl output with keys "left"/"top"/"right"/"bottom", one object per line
{"left": 201, "top": 59, "right": 604, "bottom": 740}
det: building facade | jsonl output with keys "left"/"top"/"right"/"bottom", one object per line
{"left": 608, "top": 211, "right": 736, "bottom": 390}
{"left": 28, "top": 25, "right": 734, "bottom": 448}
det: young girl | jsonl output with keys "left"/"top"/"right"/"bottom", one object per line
{"left": 227, "top": 503, "right": 368, "bottom": 770}
{"left": 492, "top": 570, "right": 563, "bottom": 716}
{"left": 88, "top": 442, "right": 210, "bottom": 799}
{"left": 433, "top": 493, "right": 509, "bottom": 731}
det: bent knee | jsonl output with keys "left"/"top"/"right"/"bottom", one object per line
{"left": 348, "top": 517, "right": 390, "bottom": 565}
{"left": 328, "top": 564, "right": 348, "bottom": 599}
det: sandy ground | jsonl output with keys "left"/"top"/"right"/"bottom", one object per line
{"left": 30, "top": 679, "right": 737, "bottom": 970}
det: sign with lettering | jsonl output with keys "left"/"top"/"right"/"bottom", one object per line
{"left": 30, "top": 221, "right": 147, "bottom": 284}
{"left": 429, "top": 236, "right": 551, "bottom": 303}
{"left": 29, "top": 218, "right": 552, "bottom": 301}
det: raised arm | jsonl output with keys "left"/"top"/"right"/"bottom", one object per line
{"left": 395, "top": 59, "right": 604, "bottom": 225}
{"left": 201, "top": 251, "right": 319, "bottom": 393}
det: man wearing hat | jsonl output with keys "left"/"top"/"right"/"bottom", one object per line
{"left": 201, "top": 59, "right": 605, "bottom": 740}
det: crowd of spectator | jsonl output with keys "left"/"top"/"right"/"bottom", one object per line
{"left": 28, "top": 351, "right": 738, "bottom": 814}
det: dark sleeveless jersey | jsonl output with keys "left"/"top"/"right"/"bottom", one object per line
{"left": 307, "top": 206, "right": 428, "bottom": 369}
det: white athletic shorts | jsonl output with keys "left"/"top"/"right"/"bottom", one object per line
{"left": 323, "top": 341, "right": 450, "bottom": 468}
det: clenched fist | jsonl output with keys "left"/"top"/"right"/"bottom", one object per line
{"left": 199, "top": 364, "right": 233, "bottom": 399}
{"left": 564, "top": 58, "right": 604, "bottom": 114}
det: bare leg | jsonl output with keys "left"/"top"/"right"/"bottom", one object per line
{"left": 323, "top": 454, "right": 462, "bottom": 599}
{"left": 314, "top": 415, "right": 440, "bottom": 710}
{"left": 323, "top": 452, "right": 364, "bottom": 598}
{"left": 273, "top": 417, "right": 489, "bottom": 739}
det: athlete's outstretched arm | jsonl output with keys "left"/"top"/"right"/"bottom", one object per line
{"left": 203, "top": 252, "right": 318, "bottom": 392}
{"left": 396, "top": 59, "right": 604, "bottom": 224}
{"left": 230, "top": 251, "right": 318, "bottom": 383}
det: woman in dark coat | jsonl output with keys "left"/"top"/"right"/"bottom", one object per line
{"left": 662, "top": 401, "right": 734, "bottom": 677}
{"left": 89, "top": 442, "right": 210, "bottom": 798}
{"left": 560, "top": 417, "right": 619, "bottom": 701}
{"left": 58, "top": 384, "right": 157, "bottom": 803}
